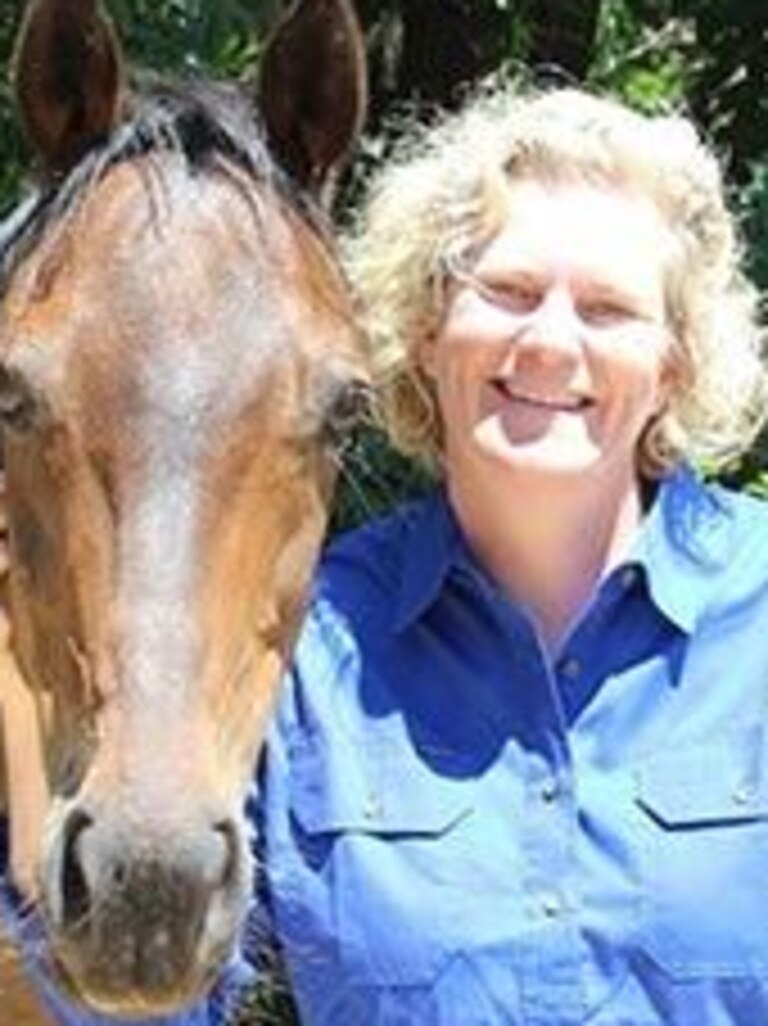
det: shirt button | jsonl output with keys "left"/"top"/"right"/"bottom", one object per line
{"left": 559, "top": 657, "right": 581, "bottom": 681}
{"left": 621, "top": 566, "right": 639, "bottom": 589}
{"left": 363, "top": 796, "right": 383, "bottom": 820}
{"left": 540, "top": 892, "right": 564, "bottom": 918}
{"left": 732, "top": 786, "right": 751, "bottom": 807}
{"left": 540, "top": 777, "right": 559, "bottom": 802}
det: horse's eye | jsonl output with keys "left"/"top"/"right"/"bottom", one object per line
{"left": 0, "top": 365, "right": 43, "bottom": 433}
{"left": 322, "top": 380, "right": 372, "bottom": 447}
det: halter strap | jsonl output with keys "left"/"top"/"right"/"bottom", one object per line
{"left": 0, "top": 474, "right": 50, "bottom": 901}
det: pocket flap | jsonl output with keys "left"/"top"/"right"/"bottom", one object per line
{"left": 289, "top": 731, "right": 473, "bottom": 837}
{"left": 636, "top": 729, "right": 768, "bottom": 827}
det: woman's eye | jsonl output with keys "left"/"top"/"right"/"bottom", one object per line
{"left": 476, "top": 279, "right": 541, "bottom": 314}
{"left": 496, "top": 285, "right": 540, "bottom": 313}
{"left": 579, "top": 299, "right": 637, "bottom": 327}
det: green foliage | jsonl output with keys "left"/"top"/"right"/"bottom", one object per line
{"left": 589, "top": 0, "right": 688, "bottom": 110}
{"left": 668, "top": 0, "right": 768, "bottom": 183}
{"left": 0, "top": 0, "right": 24, "bottom": 215}
{"left": 107, "top": 0, "right": 271, "bottom": 76}
{"left": 726, "top": 158, "right": 768, "bottom": 488}
{"left": 332, "top": 426, "right": 435, "bottom": 533}
{"left": 228, "top": 967, "right": 299, "bottom": 1026}
{"left": 739, "top": 160, "right": 768, "bottom": 292}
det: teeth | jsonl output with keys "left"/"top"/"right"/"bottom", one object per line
{"left": 492, "top": 380, "right": 590, "bottom": 410}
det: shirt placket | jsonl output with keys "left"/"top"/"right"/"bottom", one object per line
{"left": 511, "top": 633, "right": 586, "bottom": 1026}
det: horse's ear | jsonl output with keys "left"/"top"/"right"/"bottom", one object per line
{"left": 13, "top": 0, "right": 124, "bottom": 176}
{"left": 259, "top": 0, "right": 367, "bottom": 202}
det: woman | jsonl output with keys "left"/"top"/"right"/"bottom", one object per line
{"left": 253, "top": 85, "right": 768, "bottom": 1026}
{"left": 5, "top": 86, "right": 768, "bottom": 1025}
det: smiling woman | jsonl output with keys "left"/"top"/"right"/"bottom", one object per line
{"left": 351, "top": 89, "right": 765, "bottom": 477}
{"left": 244, "top": 84, "right": 768, "bottom": 1026}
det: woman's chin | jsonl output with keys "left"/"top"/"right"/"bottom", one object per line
{"left": 474, "top": 433, "right": 604, "bottom": 482}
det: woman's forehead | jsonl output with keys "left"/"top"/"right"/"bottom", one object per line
{"left": 474, "top": 178, "right": 673, "bottom": 291}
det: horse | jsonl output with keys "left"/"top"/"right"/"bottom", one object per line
{"left": 0, "top": 0, "right": 368, "bottom": 1020}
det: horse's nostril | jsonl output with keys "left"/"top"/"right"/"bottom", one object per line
{"left": 112, "top": 861, "right": 128, "bottom": 887}
{"left": 213, "top": 818, "right": 239, "bottom": 889}
{"left": 61, "top": 809, "right": 94, "bottom": 927}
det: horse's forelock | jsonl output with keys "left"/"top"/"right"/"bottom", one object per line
{"left": 0, "top": 77, "right": 330, "bottom": 303}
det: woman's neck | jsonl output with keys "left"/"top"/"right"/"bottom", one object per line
{"left": 448, "top": 465, "right": 645, "bottom": 658}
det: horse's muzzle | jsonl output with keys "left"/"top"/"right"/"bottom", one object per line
{"left": 41, "top": 803, "right": 250, "bottom": 1015}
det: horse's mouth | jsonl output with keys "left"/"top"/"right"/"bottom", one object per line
{"left": 50, "top": 953, "right": 214, "bottom": 1018}
{"left": 47, "top": 899, "right": 237, "bottom": 1016}
{"left": 40, "top": 813, "right": 252, "bottom": 1016}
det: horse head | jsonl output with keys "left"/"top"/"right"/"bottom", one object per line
{"left": 0, "top": 0, "right": 367, "bottom": 1014}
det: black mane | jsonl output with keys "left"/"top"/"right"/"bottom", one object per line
{"left": 0, "top": 75, "right": 326, "bottom": 295}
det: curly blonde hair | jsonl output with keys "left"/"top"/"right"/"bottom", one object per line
{"left": 344, "top": 84, "right": 767, "bottom": 477}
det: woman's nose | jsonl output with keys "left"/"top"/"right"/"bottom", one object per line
{"left": 517, "top": 287, "right": 582, "bottom": 357}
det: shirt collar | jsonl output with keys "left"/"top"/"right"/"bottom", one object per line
{"left": 629, "top": 464, "right": 736, "bottom": 634}
{"left": 394, "top": 486, "right": 469, "bottom": 632}
{"left": 395, "top": 466, "right": 741, "bottom": 636}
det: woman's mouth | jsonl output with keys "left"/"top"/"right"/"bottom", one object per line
{"left": 491, "top": 379, "right": 594, "bottom": 412}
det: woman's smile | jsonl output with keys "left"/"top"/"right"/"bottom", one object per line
{"left": 490, "top": 378, "right": 595, "bottom": 413}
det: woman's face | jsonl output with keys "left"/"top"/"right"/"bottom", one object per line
{"left": 422, "top": 179, "right": 675, "bottom": 494}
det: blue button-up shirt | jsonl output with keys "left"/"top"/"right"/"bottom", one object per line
{"left": 6, "top": 467, "right": 768, "bottom": 1025}
{"left": 260, "top": 467, "right": 768, "bottom": 1026}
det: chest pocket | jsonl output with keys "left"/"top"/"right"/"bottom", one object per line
{"left": 287, "top": 731, "right": 474, "bottom": 987}
{"left": 635, "top": 729, "right": 768, "bottom": 979}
